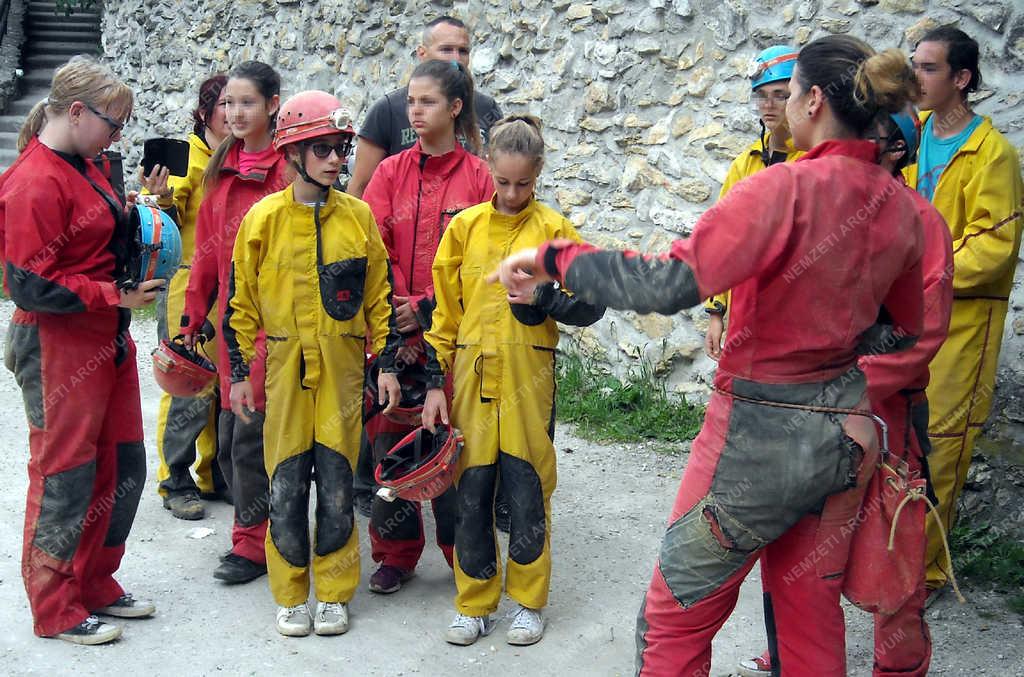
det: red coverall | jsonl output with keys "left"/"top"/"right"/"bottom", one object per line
{"left": 182, "top": 143, "right": 288, "bottom": 563}
{"left": 537, "top": 141, "right": 925, "bottom": 676}
{"left": 361, "top": 141, "right": 493, "bottom": 571}
{"left": 0, "top": 138, "right": 146, "bottom": 637}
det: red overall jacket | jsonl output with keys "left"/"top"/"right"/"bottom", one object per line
{"left": 542, "top": 140, "right": 926, "bottom": 383}
{"left": 181, "top": 142, "right": 289, "bottom": 407}
{"left": 362, "top": 140, "right": 493, "bottom": 321}
{"left": 1, "top": 137, "right": 123, "bottom": 313}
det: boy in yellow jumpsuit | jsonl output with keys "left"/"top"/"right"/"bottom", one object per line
{"left": 422, "top": 115, "right": 605, "bottom": 647}
{"left": 907, "top": 27, "right": 1023, "bottom": 593}
{"left": 704, "top": 45, "right": 803, "bottom": 359}
{"left": 224, "top": 91, "right": 402, "bottom": 637}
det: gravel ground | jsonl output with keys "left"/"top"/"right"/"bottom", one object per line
{"left": 0, "top": 298, "right": 1021, "bottom": 675}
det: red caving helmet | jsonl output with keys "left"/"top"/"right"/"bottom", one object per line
{"left": 273, "top": 90, "right": 355, "bottom": 152}
{"left": 152, "top": 335, "right": 217, "bottom": 398}
{"left": 375, "top": 424, "right": 464, "bottom": 503}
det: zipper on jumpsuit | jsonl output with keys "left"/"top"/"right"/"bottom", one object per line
{"left": 407, "top": 153, "right": 429, "bottom": 299}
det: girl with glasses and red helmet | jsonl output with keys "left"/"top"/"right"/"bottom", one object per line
{"left": 223, "top": 90, "right": 403, "bottom": 638}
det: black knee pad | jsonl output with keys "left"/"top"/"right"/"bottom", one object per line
{"left": 432, "top": 485, "right": 457, "bottom": 547}
{"left": 313, "top": 443, "right": 354, "bottom": 557}
{"left": 371, "top": 495, "right": 422, "bottom": 542}
{"left": 105, "top": 442, "right": 146, "bottom": 547}
{"left": 34, "top": 460, "right": 96, "bottom": 560}
{"left": 499, "top": 452, "right": 546, "bottom": 565}
{"left": 455, "top": 464, "right": 498, "bottom": 579}
{"left": 269, "top": 449, "right": 313, "bottom": 567}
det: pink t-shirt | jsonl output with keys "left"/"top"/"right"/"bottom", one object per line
{"left": 238, "top": 144, "right": 279, "bottom": 176}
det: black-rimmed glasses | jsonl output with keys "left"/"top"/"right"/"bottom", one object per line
{"left": 84, "top": 102, "right": 124, "bottom": 139}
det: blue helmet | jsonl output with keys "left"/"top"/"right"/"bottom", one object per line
{"left": 130, "top": 203, "right": 182, "bottom": 283}
{"left": 889, "top": 110, "right": 920, "bottom": 163}
{"left": 751, "top": 45, "right": 799, "bottom": 90}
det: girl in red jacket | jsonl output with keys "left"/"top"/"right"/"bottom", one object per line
{"left": 361, "top": 59, "right": 493, "bottom": 594}
{"left": 181, "top": 61, "right": 290, "bottom": 585}
{"left": 1, "top": 56, "right": 162, "bottom": 645}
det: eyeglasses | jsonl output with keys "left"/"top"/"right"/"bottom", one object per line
{"left": 308, "top": 140, "right": 352, "bottom": 159}
{"left": 84, "top": 102, "right": 124, "bottom": 139}
{"left": 753, "top": 91, "right": 790, "bottom": 107}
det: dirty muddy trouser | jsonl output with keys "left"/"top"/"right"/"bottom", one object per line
{"left": 452, "top": 344, "right": 557, "bottom": 616}
{"left": 369, "top": 429, "right": 456, "bottom": 571}
{"left": 924, "top": 297, "right": 1005, "bottom": 590}
{"left": 263, "top": 336, "right": 364, "bottom": 606}
{"left": 155, "top": 269, "right": 222, "bottom": 497}
{"left": 7, "top": 308, "right": 146, "bottom": 637}
{"left": 218, "top": 409, "right": 269, "bottom": 563}
{"left": 634, "top": 371, "right": 878, "bottom": 677}
{"left": 872, "top": 396, "right": 932, "bottom": 677}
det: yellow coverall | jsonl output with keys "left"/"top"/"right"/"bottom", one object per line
{"left": 224, "top": 186, "right": 400, "bottom": 606}
{"left": 154, "top": 133, "right": 220, "bottom": 496}
{"left": 425, "top": 199, "right": 603, "bottom": 616}
{"left": 905, "top": 114, "right": 1024, "bottom": 589}
{"left": 704, "top": 134, "right": 803, "bottom": 314}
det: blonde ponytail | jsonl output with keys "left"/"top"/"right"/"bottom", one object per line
{"left": 488, "top": 114, "right": 545, "bottom": 169}
{"left": 17, "top": 55, "right": 132, "bottom": 154}
{"left": 18, "top": 100, "right": 48, "bottom": 152}
{"left": 854, "top": 48, "right": 920, "bottom": 114}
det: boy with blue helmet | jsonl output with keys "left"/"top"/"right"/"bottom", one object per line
{"left": 703, "top": 45, "right": 803, "bottom": 360}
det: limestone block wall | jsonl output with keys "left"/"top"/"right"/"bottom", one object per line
{"left": 100, "top": 0, "right": 1024, "bottom": 433}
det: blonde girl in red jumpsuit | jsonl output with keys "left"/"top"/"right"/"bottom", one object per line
{"left": 492, "top": 36, "right": 927, "bottom": 676}
{"left": 0, "top": 56, "right": 163, "bottom": 645}
{"left": 181, "top": 61, "right": 290, "bottom": 584}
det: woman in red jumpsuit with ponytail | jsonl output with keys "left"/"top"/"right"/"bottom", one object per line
{"left": 491, "top": 36, "right": 927, "bottom": 676}
{"left": 0, "top": 57, "right": 162, "bottom": 646}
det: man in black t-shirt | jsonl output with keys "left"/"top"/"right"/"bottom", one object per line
{"left": 346, "top": 15, "right": 502, "bottom": 198}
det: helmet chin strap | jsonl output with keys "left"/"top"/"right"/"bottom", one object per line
{"left": 759, "top": 118, "right": 771, "bottom": 167}
{"left": 294, "top": 158, "right": 333, "bottom": 192}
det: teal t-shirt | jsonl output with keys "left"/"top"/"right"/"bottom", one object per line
{"left": 916, "top": 113, "right": 982, "bottom": 202}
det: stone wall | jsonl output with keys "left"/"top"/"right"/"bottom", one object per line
{"left": 101, "top": 0, "right": 1024, "bottom": 427}
{"left": 0, "top": 0, "right": 25, "bottom": 112}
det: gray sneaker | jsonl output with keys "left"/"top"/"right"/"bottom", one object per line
{"left": 53, "top": 615, "right": 122, "bottom": 645}
{"left": 506, "top": 604, "right": 545, "bottom": 645}
{"left": 313, "top": 601, "right": 349, "bottom": 636}
{"left": 445, "top": 612, "right": 495, "bottom": 646}
{"left": 94, "top": 593, "right": 156, "bottom": 619}
{"left": 276, "top": 604, "right": 312, "bottom": 637}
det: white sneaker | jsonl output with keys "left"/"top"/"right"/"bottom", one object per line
{"left": 506, "top": 604, "right": 545, "bottom": 645}
{"left": 313, "top": 601, "right": 349, "bottom": 636}
{"left": 276, "top": 603, "right": 312, "bottom": 637}
{"left": 445, "top": 612, "right": 495, "bottom": 646}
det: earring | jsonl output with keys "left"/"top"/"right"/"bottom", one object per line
{"left": 807, "top": 110, "right": 812, "bottom": 116}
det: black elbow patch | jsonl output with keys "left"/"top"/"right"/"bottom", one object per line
{"left": 5, "top": 262, "right": 87, "bottom": 314}
{"left": 313, "top": 443, "right": 354, "bottom": 557}
{"left": 269, "top": 449, "right": 313, "bottom": 567}
{"left": 455, "top": 464, "right": 498, "bottom": 579}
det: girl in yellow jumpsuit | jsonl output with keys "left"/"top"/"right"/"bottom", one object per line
{"left": 224, "top": 91, "right": 402, "bottom": 637}
{"left": 422, "top": 115, "right": 605, "bottom": 647}
{"left": 142, "top": 74, "right": 230, "bottom": 519}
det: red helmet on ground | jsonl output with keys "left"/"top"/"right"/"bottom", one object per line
{"left": 375, "top": 424, "right": 463, "bottom": 503}
{"left": 273, "top": 90, "right": 355, "bottom": 151}
{"left": 152, "top": 336, "right": 217, "bottom": 398}
{"left": 365, "top": 356, "right": 430, "bottom": 427}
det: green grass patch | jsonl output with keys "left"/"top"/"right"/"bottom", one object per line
{"left": 950, "top": 522, "right": 1024, "bottom": 615}
{"left": 555, "top": 347, "right": 704, "bottom": 445}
